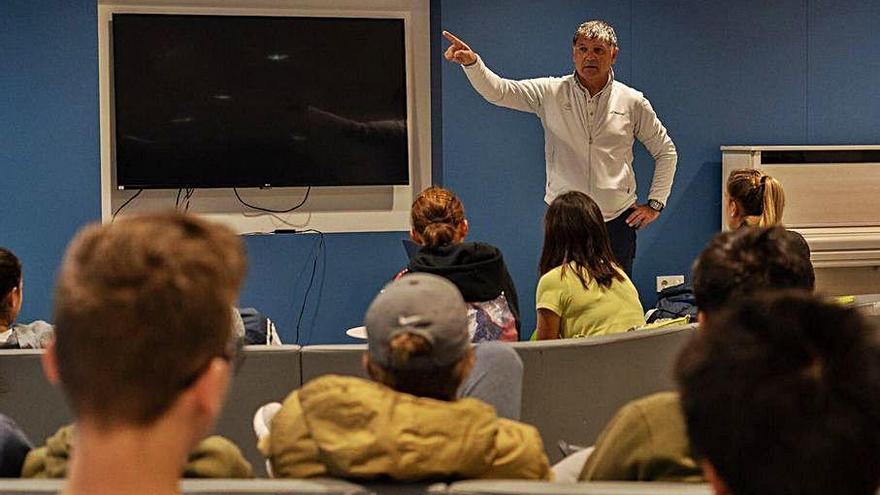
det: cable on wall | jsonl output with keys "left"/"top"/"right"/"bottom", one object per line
{"left": 233, "top": 187, "right": 311, "bottom": 214}
{"left": 291, "top": 228, "right": 325, "bottom": 345}
{"left": 112, "top": 189, "right": 143, "bottom": 221}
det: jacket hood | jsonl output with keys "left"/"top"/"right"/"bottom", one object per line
{"left": 407, "top": 242, "right": 507, "bottom": 302}
{"left": 267, "top": 375, "right": 551, "bottom": 481}
{"left": 293, "top": 375, "right": 500, "bottom": 480}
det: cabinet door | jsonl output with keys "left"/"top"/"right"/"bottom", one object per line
{"left": 762, "top": 163, "right": 880, "bottom": 228}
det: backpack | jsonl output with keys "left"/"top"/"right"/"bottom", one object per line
{"left": 646, "top": 283, "right": 698, "bottom": 324}
{"left": 239, "top": 307, "right": 283, "bottom": 345}
{"left": 468, "top": 293, "right": 518, "bottom": 343}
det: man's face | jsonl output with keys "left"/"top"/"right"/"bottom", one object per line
{"left": 572, "top": 36, "right": 618, "bottom": 87}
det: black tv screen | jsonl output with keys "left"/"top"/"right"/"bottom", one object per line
{"left": 111, "top": 14, "right": 409, "bottom": 189}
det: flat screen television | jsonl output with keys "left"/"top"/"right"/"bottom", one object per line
{"left": 111, "top": 13, "right": 409, "bottom": 189}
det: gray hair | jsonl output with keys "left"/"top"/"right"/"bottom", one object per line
{"left": 572, "top": 20, "right": 618, "bottom": 48}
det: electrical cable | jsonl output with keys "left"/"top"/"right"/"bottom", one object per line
{"left": 112, "top": 189, "right": 143, "bottom": 221}
{"left": 233, "top": 186, "right": 311, "bottom": 213}
{"left": 293, "top": 229, "right": 325, "bottom": 344}
{"left": 184, "top": 188, "right": 195, "bottom": 212}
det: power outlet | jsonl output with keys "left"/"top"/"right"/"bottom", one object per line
{"left": 656, "top": 275, "right": 685, "bottom": 292}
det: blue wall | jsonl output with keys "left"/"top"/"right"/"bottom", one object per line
{"left": 4, "top": 1, "right": 879, "bottom": 343}
{"left": 2, "top": 1, "right": 101, "bottom": 329}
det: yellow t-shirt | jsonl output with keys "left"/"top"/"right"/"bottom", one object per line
{"left": 536, "top": 263, "right": 645, "bottom": 338}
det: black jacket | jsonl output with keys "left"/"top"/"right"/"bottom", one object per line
{"left": 405, "top": 242, "right": 521, "bottom": 334}
{"left": 0, "top": 414, "right": 31, "bottom": 477}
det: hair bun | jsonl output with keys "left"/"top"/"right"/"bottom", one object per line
{"left": 411, "top": 187, "right": 465, "bottom": 247}
{"left": 389, "top": 332, "right": 433, "bottom": 366}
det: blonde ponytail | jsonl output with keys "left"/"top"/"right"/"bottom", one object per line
{"left": 727, "top": 169, "right": 786, "bottom": 228}
{"left": 757, "top": 176, "right": 785, "bottom": 227}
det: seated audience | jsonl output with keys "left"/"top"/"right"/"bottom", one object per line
{"left": 33, "top": 213, "right": 252, "bottom": 493}
{"left": 579, "top": 226, "right": 815, "bottom": 481}
{"left": 398, "top": 186, "right": 520, "bottom": 341}
{"left": 676, "top": 292, "right": 880, "bottom": 495}
{"left": 0, "top": 247, "right": 52, "bottom": 349}
{"left": 643, "top": 169, "right": 805, "bottom": 328}
{"left": 536, "top": 191, "right": 644, "bottom": 339}
{"left": 261, "top": 273, "right": 550, "bottom": 480}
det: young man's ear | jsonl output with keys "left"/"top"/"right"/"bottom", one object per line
{"left": 701, "top": 460, "right": 730, "bottom": 495}
{"left": 362, "top": 353, "right": 379, "bottom": 381}
{"left": 189, "top": 358, "right": 231, "bottom": 421}
{"left": 41, "top": 339, "right": 61, "bottom": 385}
{"left": 697, "top": 310, "right": 707, "bottom": 326}
{"left": 363, "top": 353, "right": 388, "bottom": 384}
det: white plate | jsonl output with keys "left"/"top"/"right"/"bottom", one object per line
{"left": 345, "top": 326, "right": 368, "bottom": 339}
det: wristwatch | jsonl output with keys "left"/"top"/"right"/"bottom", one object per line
{"left": 647, "top": 199, "right": 664, "bottom": 212}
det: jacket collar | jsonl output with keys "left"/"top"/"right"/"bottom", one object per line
{"left": 574, "top": 68, "right": 615, "bottom": 98}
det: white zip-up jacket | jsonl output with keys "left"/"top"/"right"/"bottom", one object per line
{"left": 462, "top": 56, "right": 677, "bottom": 221}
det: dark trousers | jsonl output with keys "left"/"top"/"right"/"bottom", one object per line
{"left": 605, "top": 211, "right": 637, "bottom": 278}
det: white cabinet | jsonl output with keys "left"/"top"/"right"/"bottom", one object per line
{"left": 720, "top": 145, "right": 880, "bottom": 295}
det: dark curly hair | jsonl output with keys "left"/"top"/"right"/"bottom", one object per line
{"left": 692, "top": 226, "right": 814, "bottom": 315}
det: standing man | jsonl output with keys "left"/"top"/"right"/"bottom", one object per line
{"left": 444, "top": 20, "right": 677, "bottom": 276}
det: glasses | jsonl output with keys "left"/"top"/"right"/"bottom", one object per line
{"left": 176, "top": 337, "right": 245, "bottom": 391}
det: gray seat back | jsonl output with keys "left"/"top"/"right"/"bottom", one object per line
{"left": 0, "top": 478, "right": 370, "bottom": 494}
{"left": 446, "top": 480, "right": 712, "bottom": 494}
{"left": 0, "top": 349, "right": 72, "bottom": 445}
{"left": 180, "top": 478, "right": 371, "bottom": 493}
{"left": 214, "top": 345, "right": 302, "bottom": 475}
{"left": 512, "top": 326, "right": 697, "bottom": 462}
{"left": 0, "top": 479, "right": 64, "bottom": 494}
{"left": 300, "top": 344, "right": 368, "bottom": 383}
{"left": 849, "top": 293, "right": 880, "bottom": 328}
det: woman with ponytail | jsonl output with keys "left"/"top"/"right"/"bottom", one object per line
{"left": 262, "top": 274, "right": 550, "bottom": 481}
{"left": 396, "top": 186, "right": 520, "bottom": 342}
{"left": 725, "top": 169, "right": 786, "bottom": 229}
{"left": 726, "top": 169, "right": 810, "bottom": 256}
